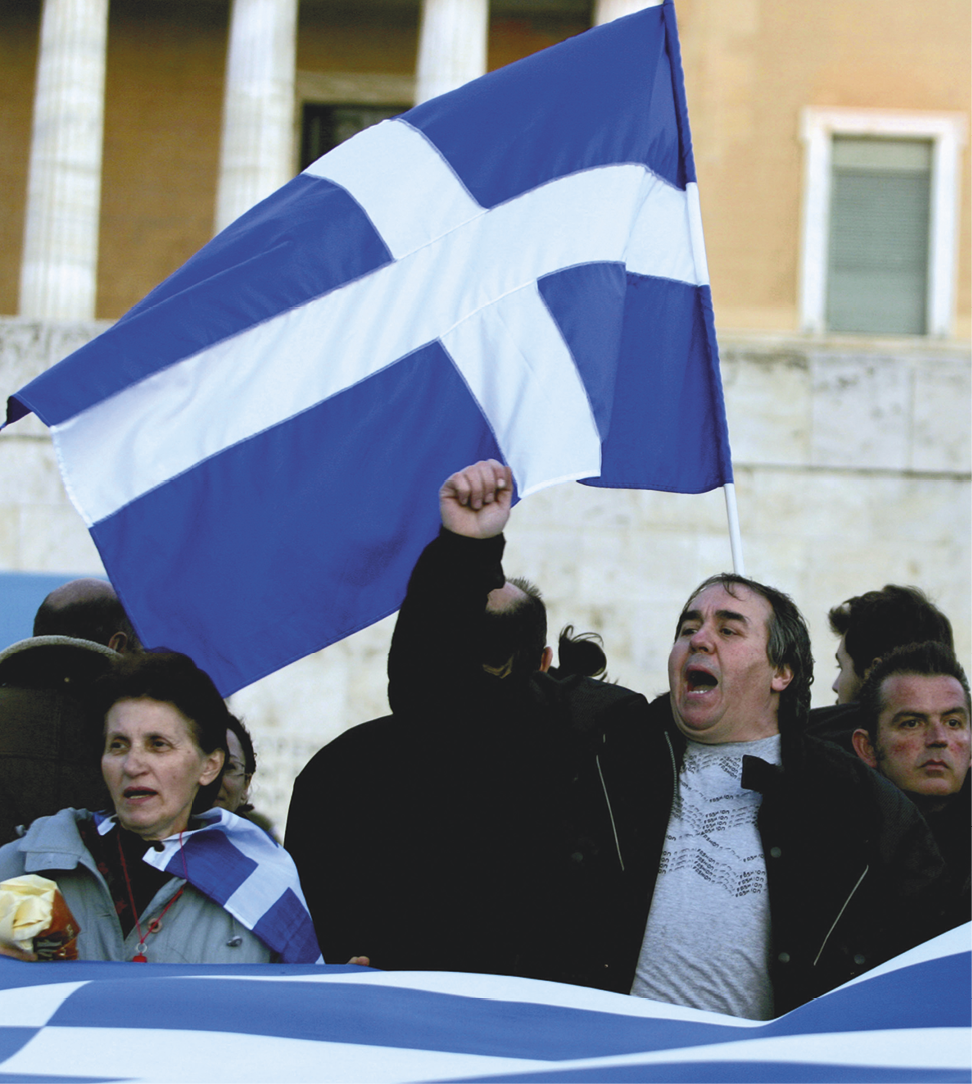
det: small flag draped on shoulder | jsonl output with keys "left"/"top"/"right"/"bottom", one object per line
{"left": 5, "top": 0, "right": 733, "bottom": 695}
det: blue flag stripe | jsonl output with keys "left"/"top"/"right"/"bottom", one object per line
{"left": 407, "top": 3, "right": 689, "bottom": 203}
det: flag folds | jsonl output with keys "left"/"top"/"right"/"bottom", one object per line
{"left": 0, "top": 926, "right": 966, "bottom": 1082}
{"left": 5, "top": 0, "right": 732, "bottom": 695}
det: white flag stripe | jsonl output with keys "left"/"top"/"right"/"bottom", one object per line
{"left": 305, "top": 119, "right": 484, "bottom": 259}
{"left": 445, "top": 282, "right": 602, "bottom": 495}
{"left": 0, "top": 982, "right": 88, "bottom": 1028}
{"left": 2, "top": 1027, "right": 548, "bottom": 1084}
{"left": 222, "top": 856, "right": 297, "bottom": 922}
{"left": 627, "top": 179, "right": 707, "bottom": 285}
{"left": 54, "top": 134, "right": 700, "bottom": 526}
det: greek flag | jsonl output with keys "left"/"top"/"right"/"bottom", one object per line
{"left": 4, "top": 0, "right": 732, "bottom": 696}
{"left": 96, "top": 808, "right": 321, "bottom": 964}
{"left": 0, "top": 926, "right": 966, "bottom": 1082}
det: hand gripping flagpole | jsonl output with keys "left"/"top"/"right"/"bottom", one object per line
{"left": 723, "top": 483, "right": 745, "bottom": 577}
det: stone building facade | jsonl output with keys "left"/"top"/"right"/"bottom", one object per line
{"left": 1, "top": 0, "right": 969, "bottom": 831}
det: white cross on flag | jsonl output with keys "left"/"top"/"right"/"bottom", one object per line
{"left": 4, "top": 0, "right": 733, "bottom": 695}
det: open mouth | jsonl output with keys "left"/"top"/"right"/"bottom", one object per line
{"left": 123, "top": 787, "right": 157, "bottom": 800}
{"left": 686, "top": 667, "right": 718, "bottom": 693}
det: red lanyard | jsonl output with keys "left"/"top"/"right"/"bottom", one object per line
{"left": 117, "top": 831, "right": 190, "bottom": 963}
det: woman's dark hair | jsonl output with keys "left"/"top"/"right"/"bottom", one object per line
{"left": 227, "top": 712, "right": 257, "bottom": 776}
{"left": 554, "top": 625, "right": 608, "bottom": 679}
{"left": 93, "top": 650, "right": 229, "bottom": 813}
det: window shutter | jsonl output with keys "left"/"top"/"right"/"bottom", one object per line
{"left": 826, "top": 138, "right": 932, "bottom": 335}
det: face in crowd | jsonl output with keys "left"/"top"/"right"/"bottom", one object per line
{"left": 669, "top": 582, "right": 793, "bottom": 745}
{"left": 215, "top": 728, "right": 252, "bottom": 814}
{"left": 102, "top": 697, "right": 224, "bottom": 841}
{"left": 831, "top": 636, "right": 861, "bottom": 704}
{"left": 853, "top": 673, "right": 971, "bottom": 803}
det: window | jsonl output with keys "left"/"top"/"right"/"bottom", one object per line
{"left": 799, "top": 108, "right": 966, "bottom": 337}
{"left": 300, "top": 103, "right": 409, "bottom": 171}
{"left": 294, "top": 71, "right": 415, "bottom": 171}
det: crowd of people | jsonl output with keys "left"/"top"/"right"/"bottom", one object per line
{"left": 0, "top": 459, "right": 967, "bottom": 1021}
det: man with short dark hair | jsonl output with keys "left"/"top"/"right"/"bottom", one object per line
{"left": 480, "top": 575, "right": 552, "bottom": 678}
{"left": 609, "top": 566, "right": 948, "bottom": 1018}
{"left": 827, "top": 585, "right": 952, "bottom": 704}
{"left": 808, "top": 585, "right": 953, "bottom": 752}
{"left": 851, "top": 642, "right": 970, "bottom": 918}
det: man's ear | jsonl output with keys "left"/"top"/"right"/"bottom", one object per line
{"left": 852, "top": 728, "right": 879, "bottom": 769}
{"left": 771, "top": 665, "right": 793, "bottom": 693}
{"left": 108, "top": 631, "right": 128, "bottom": 653}
{"left": 539, "top": 646, "right": 553, "bottom": 674}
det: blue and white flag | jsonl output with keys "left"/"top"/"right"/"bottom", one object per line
{"left": 4, "top": 0, "right": 732, "bottom": 695}
{"left": 95, "top": 808, "right": 322, "bottom": 964}
{"left": 0, "top": 926, "right": 966, "bottom": 1082}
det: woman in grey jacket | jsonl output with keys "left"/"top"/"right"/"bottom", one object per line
{"left": 0, "top": 651, "right": 322, "bottom": 965}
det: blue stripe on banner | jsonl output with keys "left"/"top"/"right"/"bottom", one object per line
{"left": 405, "top": 5, "right": 685, "bottom": 207}
{"left": 12, "top": 175, "right": 393, "bottom": 427}
{"left": 582, "top": 277, "right": 732, "bottom": 492}
{"left": 252, "top": 888, "right": 320, "bottom": 963}
{"left": 762, "top": 954, "right": 972, "bottom": 1036}
{"left": 537, "top": 263, "right": 627, "bottom": 442}
{"left": 168, "top": 832, "right": 257, "bottom": 905}
{"left": 89, "top": 344, "right": 504, "bottom": 694}
{"left": 48, "top": 980, "right": 742, "bottom": 1058}
{"left": 0, "top": 1075, "right": 113, "bottom": 1083}
{"left": 0, "top": 1029, "right": 38, "bottom": 1064}
{"left": 449, "top": 1064, "right": 971, "bottom": 1083}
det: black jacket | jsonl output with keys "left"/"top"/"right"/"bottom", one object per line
{"left": 286, "top": 528, "right": 648, "bottom": 977}
{"left": 594, "top": 694, "right": 951, "bottom": 1013}
{"left": 806, "top": 701, "right": 862, "bottom": 755}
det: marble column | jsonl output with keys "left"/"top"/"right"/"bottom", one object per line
{"left": 415, "top": 0, "right": 488, "bottom": 106}
{"left": 593, "top": 0, "right": 660, "bottom": 25}
{"left": 214, "top": 0, "right": 298, "bottom": 234}
{"left": 19, "top": 0, "right": 109, "bottom": 320}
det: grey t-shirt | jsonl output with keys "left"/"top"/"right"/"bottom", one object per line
{"left": 630, "top": 733, "right": 781, "bottom": 1020}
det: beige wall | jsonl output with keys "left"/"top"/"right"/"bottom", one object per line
{"left": 677, "top": 0, "right": 972, "bottom": 335}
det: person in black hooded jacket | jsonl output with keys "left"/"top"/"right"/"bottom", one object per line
{"left": 286, "top": 461, "right": 647, "bottom": 978}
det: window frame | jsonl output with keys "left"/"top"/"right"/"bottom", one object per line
{"left": 799, "top": 107, "right": 966, "bottom": 337}
{"left": 294, "top": 71, "right": 415, "bottom": 172}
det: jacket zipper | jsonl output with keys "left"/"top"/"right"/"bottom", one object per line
{"left": 596, "top": 747, "right": 624, "bottom": 872}
{"left": 596, "top": 730, "right": 679, "bottom": 875}
{"left": 812, "top": 864, "right": 869, "bottom": 967}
